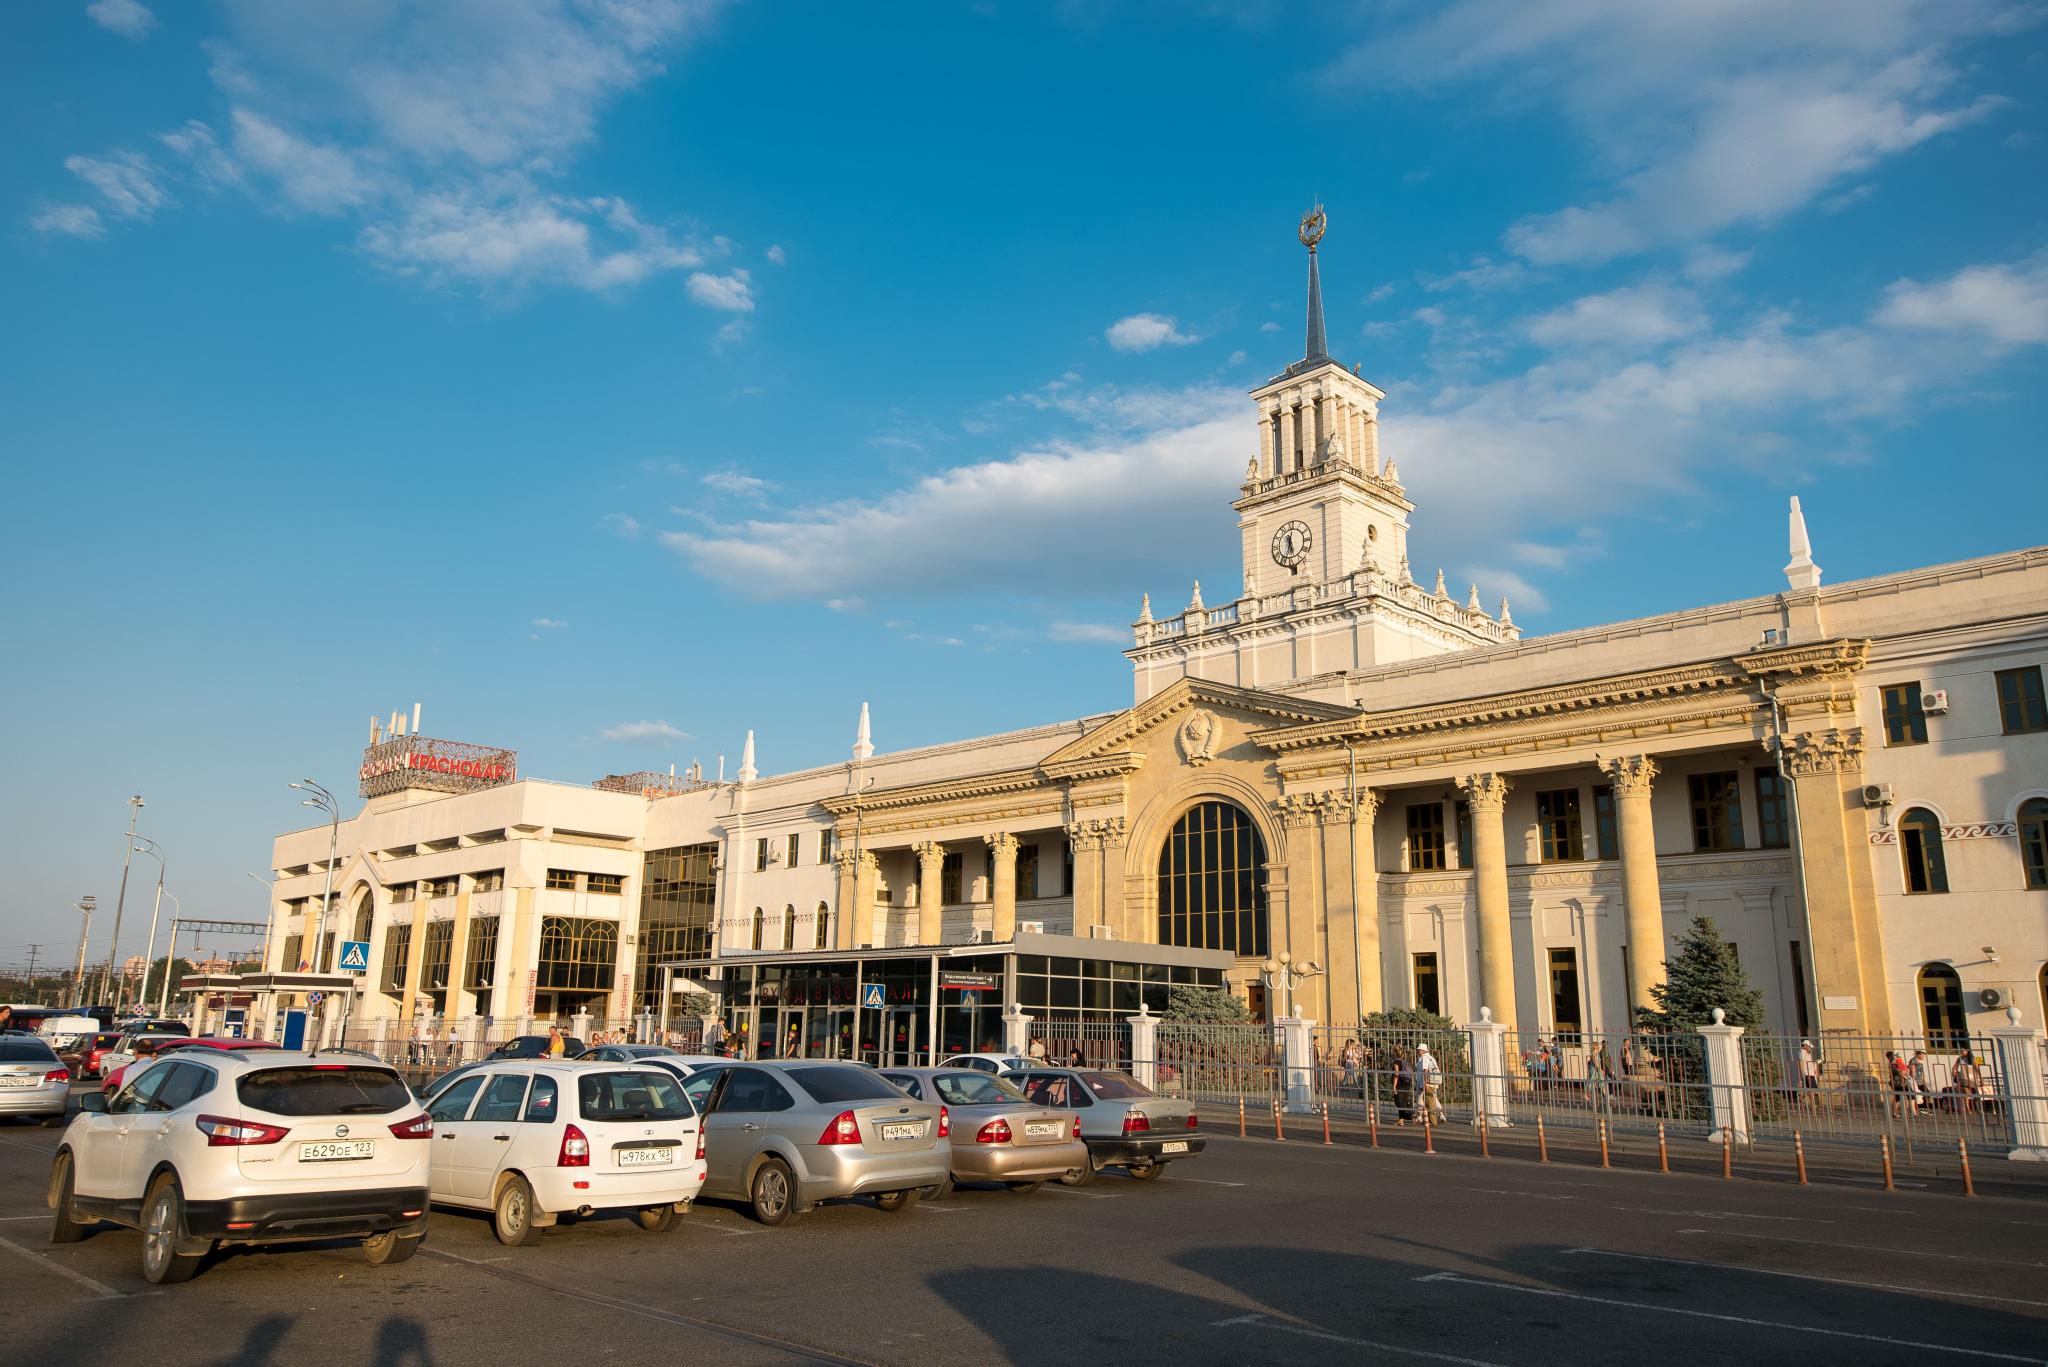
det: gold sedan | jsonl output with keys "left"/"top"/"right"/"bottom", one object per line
{"left": 879, "top": 1067, "right": 1086, "bottom": 1196}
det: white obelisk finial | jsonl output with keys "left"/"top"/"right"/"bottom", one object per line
{"left": 1785, "top": 495, "right": 1821, "bottom": 590}
{"left": 738, "top": 729, "right": 758, "bottom": 784}
{"left": 852, "top": 702, "right": 874, "bottom": 762}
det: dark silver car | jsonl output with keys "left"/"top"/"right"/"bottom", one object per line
{"left": 882, "top": 1067, "right": 1086, "bottom": 1195}
{"left": 1015, "top": 1068, "right": 1204, "bottom": 1183}
{"left": 681, "top": 1061, "right": 950, "bottom": 1225}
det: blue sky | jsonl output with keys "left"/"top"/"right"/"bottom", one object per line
{"left": 3, "top": 1, "right": 2045, "bottom": 966}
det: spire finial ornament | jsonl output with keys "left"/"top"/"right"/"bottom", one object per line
{"left": 1433, "top": 568, "right": 1448, "bottom": 598}
{"left": 1466, "top": 583, "right": 1482, "bottom": 613}
{"left": 1499, "top": 597, "right": 1514, "bottom": 626}
{"left": 1300, "top": 204, "right": 1329, "bottom": 364}
{"left": 1189, "top": 580, "right": 1205, "bottom": 611}
{"left": 1785, "top": 495, "right": 1822, "bottom": 590}
{"left": 1138, "top": 592, "right": 1152, "bottom": 623}
{"left": 852, "top": 702, "right": 873, "bottom": 763}
{"left": 738, "top": 729, "right": 758, "bottom": 784}
{"left": 1299, "top": 203, "right": 1326, "bottom": 252}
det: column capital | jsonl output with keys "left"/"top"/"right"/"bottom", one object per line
{"left": 1600, "top": 754, "right": 1659, "bottom": 799}
{"left": 983, "top": 831, "right": 1020, "bottom": 858}
{"left": 1064, "top": 817, "right": 1125, "bottom": 850}
{"left": 912, "top": 840, "right": 944, "bottom": 869}
{"left": 1458, "top": 772, "right": 1511, "bottom": 813}
{"left": 834, "top": 847, "right": 878, "bottom": 875}
{"left": 1273, "top": 794, "right": 1322, "bottom": 828}
{"left": 1778, "top": 726, "right": 1865, "bottom": 777}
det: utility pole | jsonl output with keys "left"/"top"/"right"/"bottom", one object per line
{"left": 24, "top": 945, "right": 41, "bottom": 1004}
{"left": 103, "top": 794, "right": 145, "bottom": 1009}
{"left": 72, "top": 896, "right": 96, "bottom": 1003}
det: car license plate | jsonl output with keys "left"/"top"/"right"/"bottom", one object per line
{"left": 880, "top": 1121, "right": 924, "bottom": 1142}
{"left": 1024, "top": 1122, "right": 1063, "bottom": 1139}
{"left": 616, "top": 1144, "right": 676, "bottom": 1168}
{"left": 0, "top": 1075, "right": 37, "bottom": 1088}
{"left": 1160, "top": 1140, "right": 1189, "bottom": 1154}
{"left": 299, "top": 1140, "right": 375, "bottom": 1162}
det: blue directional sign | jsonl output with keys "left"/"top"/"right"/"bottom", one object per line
{"left": 338, "top": 939, "right": 371, "bottom": 973}
{"left": 860, "top": 982, "right": 885, "bottom": 1009}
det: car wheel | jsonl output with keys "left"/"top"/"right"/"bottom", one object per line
{"left": 1127, "top": 1161, "right": 1169, "bottom": 1181}
{"left": 919, "top": 1176, "right": 954, "bottom": 1202}
{"left": 1005, "top": 1180, "right": 1044, "bottom": 1195}
{"left": 362, "top": 1231, "right": 421, "bottom": 1265}
{"left": 634, "top": 1204, "right": 681, "bottom": 1232}
{"left": 48, "top": 1154, "right": 87, "bottom": 1244}
{"left": 492, "top": 1175, "right": 544, "bottom": 1247}
{"left": 140, "top": 1176, "right": 203, "bottom": 1285}
{"left": 750, "top": 1158, "right": 798, "bottom": 1227}
{"left": 1059, "top": 1155, "right": 1100, "bottom": 1187}
{"left": 872, "top": 1187, "right": 921, "bottom": 1214}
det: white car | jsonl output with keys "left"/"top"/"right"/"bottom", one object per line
{"left": 940, "top": 1052, "right": 1039, "bottom": 1075}
{"left": 49, "top": 1049, "right": 432, "bottom": 1283}
{"left": 422, "top": 1060, "right": 705, "bottom": 1246}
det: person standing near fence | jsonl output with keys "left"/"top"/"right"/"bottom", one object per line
{"left": 1415, "top": 1044, "right": 1446, "bottom": 1124}
{"left": 1340, "top": 1038, "right": 1363, "bottom": 1093}
{"left": 1392, "top": 1049, "right": 1414, "bottom": 1125}
{"left": 1797, "top": 1039, "right": 1821, "bottom": 1111}
{"left": 1908, "top": 1050, "right": 1931, "bottom": 1113}
{"left": 1589, "top": 1040, "right": 1613, "bottom": 1108}
{"left": 1028, "top": 1036, "right": 1047, "bottom": 1062}
{"left": 1951, "top": 1050, "right": 1982, "bottom": 1114}
{"left": 1885, "top": 1050, "right": 1908, "bottom": 1117}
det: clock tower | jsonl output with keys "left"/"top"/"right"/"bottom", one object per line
{"left": 1127, "top": 208, "right": 1519, "bottom": 704}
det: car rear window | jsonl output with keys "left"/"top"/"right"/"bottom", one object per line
{"left": 0, "top": 1039, "right": 58, "bottom": 1062}
{"left": 933, "top": 1073, "right": 1019, "bottom": 1107}
{"left": 786, "top": 1066, "right": 906, "bottom": 1103}
{"left": 578, "top": 1070, "right": 691, "bottom": 1121}
{"left": 236, "top": 1066, "right": 411, "bottom": 1117}
{"left": 1079, "top": 1070, "right": 1152, "bottom": 1099}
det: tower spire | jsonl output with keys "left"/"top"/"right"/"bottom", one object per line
{"left": 1785, "top": 495, "right": 1821, "bottom": 590}
{"left": 1300, "top": 203, "right": 1329, "bottom": 364}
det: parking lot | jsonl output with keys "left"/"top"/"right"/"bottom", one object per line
{"left": 3, "top": 1096, "right": 2046, "bottom": 1367}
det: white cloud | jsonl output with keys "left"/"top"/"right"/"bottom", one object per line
{"left": 1106, "top": 313, "right": 1199, "bottom": 352}
{"left": 601, "top": 513, "right": 642, "bottom": 539}
{"left": 29, "top": 204, "right": 105, "bottom": 238}
{"left": 601, "top": 720, "right": 690, "bottom": 743}
{"left": 158, "top": 121, "right": 241, "bottom": 187}
{"left": 1462, "top": 567, "right": 1551, "bottom": 614}
{"left": 87, "top": 0, "right": 155, "bottom": 40}
{"left": 65, "top": 152, "right": 168, "bottom": 220}
{"left": 1682, "top": 246, "right": 1752, "bottom": 282}
{"left": 1422, "top": 257, "right": 1529, "bottom": 293}
{"left": 1876, "top": 250, "right": 2048, "bottom": 346}
{"left": 229, "top": 108, "right": 377, "bottom": 214}
{"left": 1259, "top": 321, "right": 1282, "bottom": 333}
{"left": 362, "top": 187, "right": 699, "bottom": 289}
{"left": 1048, "top": 622, "right": 1127, "bottom": 644}
{"left": 765, "top": 243, "right": 786, "bottom": 265}
{"left": 532, "top": 617, "right": 568, "bottom": 628}
{"left": 1527, "top": 283, "right": 1706, "bottom": 347}
{"left": 686, "top": 270, "right": 754, "bottom": 311}
{"left": 825, "top": 597, "right": 866, "bottom": 613}
{"left": 702, "top": 467, "right": 770, "bottom": 496}
{"left": 1226, "top": 349, "right": 1247, "bottom": 366}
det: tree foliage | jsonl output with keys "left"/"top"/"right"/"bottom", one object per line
{"left": 1162, "top": 985, "right": 1252, "bottom": 1023}
{"left": 1635, "top": 915, "right": 1768, "bottom": 1031}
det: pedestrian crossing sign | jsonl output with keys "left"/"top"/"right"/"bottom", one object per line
{"left": 861, "top": 982, "right": 885, "bottom": 1009}
{"left": 338, "top": 939, "right": 371, "bottom": 973}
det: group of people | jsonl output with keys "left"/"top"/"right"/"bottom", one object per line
{"left": 1328, "top": 1038, "right": 1447, "bottom": 1124}
{"left": 1881, "top": 1045, "right": 1986, "bottom": 1116}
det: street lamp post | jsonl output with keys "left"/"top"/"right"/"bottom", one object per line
{"left": 71, "top": 896, "right": 96, "bottom": 1002}
{"left": 102, "top": 795, "right": 144, "bottom": 1007}
{"left": 1259, "top": 950, "right": 1322, "bottom": 1021}
{"left": 129, "top": 836, "right": 166, "bottom": 1016}
{"left": 291, "top": 779, "right": 341, "bottom": 1045}
{"left": 153, "top": 892, "right": 182, "bottom": 1017}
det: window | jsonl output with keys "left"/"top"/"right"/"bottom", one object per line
{"left": 782, "top": 904, "right": 796, "bottom": 951}
{"left": 545, "top": 869, "right": 577, "bottom": 891}
{"left": 1062, "top": 839, "right": 1073, "bottom": 897}
{"left": 635, "top": 844, "right": 717, "bottom": 1013}
{"left": 465, "top": 917, "right": 499, "bottom": 989}
{"left": 390, "top": 883, "right": 414, "bottom": 904}
{"left": 1407, "top": 803, "right": 1447, "bottom": 871}
{"left": 1592, "top": 785, "right": 1618, "bottom": 860}
{"left": 1689, "top": 772, "right": 1745, "bottom": 852}
{"left": 1536, "top": 789, "right": 1584, "bottom": 863}
{"left": 523, "top": 1075, "right": 559, "bottom": 1123}
{"left": 419, "top": 920, "right": 453, "bottom": 990}
{"left": 427, "top": 1075, "right": 483, "bottom": 1123}
{"left": 815, "top": 901, "right": 830, "bottom": 950}
{"left": 473, "top": 868, "right": 504, "bottom": 892}
{"left": 1899, "top": 807, "right": 1948, "bottom": 893}
{"left": 941, "top": 851, "right": 964, "bottom": 906}
{"left": 474, "top": 1074, "right": 530, "bottom": 1123}
{"left": 1156, "top": 800, "right": 1269, "bottom": 957}
{"left": 1787, "top": 940, "right": 1811, "bottom": 1037}
{"left": 380, "top": 924, "right": 412, "bottom": 993}
{"left": 787, "top": 834, "right": 801, "bottom": 867}
{"left": 351, "top": 895, "right": 373, "bottom": 944}
{"left": 820, "top": 831, "right": 834, "bottom": 864}
{"left": 586, "top": 873, "right": 623, "bottom": 896}
{"left": 715, "top": 1067, "right": 795, "bottom": 1113}
{"left": 1016, "top": 842, "right": 1040, "bottom": 900}
{"left": 154, "top": 1062, "right": 212, "bottom": 1111}
{"left": 755, "top": 838, "right": 769, "bottom": 872}
{"left": 1412, "top": 953, "right": 1440, "bottom": 1015}
{"left": 1997, "top": 666, "right": 2048, "bottom": 734}
{"left": 1882, "top": 682, "right": 1928, "bottom": 746}
{"left": 239, "top": 1066, "right": 411, "bottom": 1117}
{"left": 2021, "top": 799, "right": 2048, "bottom": 890}
{"left": 750, "top": 908, "right": 764, "bottom": 951}
{"left": 1917, "top": 964, "right": 1967, "bottom": 1050}
{"left": 534, "top": 916, "right": 616, "bottom": 992}
{"left": 1755, "top": 770, "right": 1790, "bottom": 850}
{"left": 280, "top": 933, "right": 303, "bottom": 973}
{"left": 1454, "top": 801, "right": 1473, "bottom": 869}
{"left": 1548, "top": 948, "right": 1582, "bottom": 1037}
{"left": 786, "top": 1066, "right": 904, "bottom": 1104}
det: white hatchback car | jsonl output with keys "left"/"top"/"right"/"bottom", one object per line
{"left": 422, "top": 1060, "right": 705, "bottom": 1246}
{"left": 49, "top": 1049, "right": 432, "bottom": 1283}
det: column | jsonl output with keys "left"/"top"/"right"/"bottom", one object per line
{"left": 1278, "top": 400, "right": 1297, "bottom": 473}
{"left": 986, "top": 833, "right": 1020, "bottom": 942}
{"left": 446, "top": 881, "right": 474, "bottom": 1025}
{"left": 1602, "top": 755, "right": 1667, "bottom": 1015}
{"left": 401, "top": 884, "right": 430, "bottom": 1033}
{"left": 854, "top": 851, "right": 879, "bottom": 948}
{"left": 1459, "top": 773, "right": 1518, "bottom": 1028}
{"left": 1781, "top": 728, "right": 1891, "bottom": 1032}
{"left": 1258, "top": 405, "right": 1278, "bottom": 478}
{"left": 1988, "top": 1014, "right": 2048, "bottom": 1162}
{"left": 1322, "top": 788, "right": 1381, "bottom": 1028}
{"left": 1128, "top": 1006, "right": 1158, "bottom": 1090}
{"left": 1098, "top": 819, "right": 1128, "bottom": 940}
{"left": 504, "top": 885, "right": 538, "bottom": 1032}
{"left": 1275, "top": 797, "right": 1321, "bottom": 972}
{"left": 1468, "top": 1007, "right": 1509, "bottom": 1126}
{"left": 1066, "top": 823, "right": 1102, "bottom": 935}
{"left": 914, "top": 841, "right": 944, "bottom": 946}
{"left": 833, "top": 847, "right": 858, "bottom": 951}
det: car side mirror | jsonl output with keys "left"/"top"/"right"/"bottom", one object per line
{"left": 78, "top": 1092, "right": 107, "bottom": 1114}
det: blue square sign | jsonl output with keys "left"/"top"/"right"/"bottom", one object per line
{"left": 861, "top": 982, "right": 885, "bottom": 1009}
{"left": 338, "top": 939, "right": 371, "bottom": 973}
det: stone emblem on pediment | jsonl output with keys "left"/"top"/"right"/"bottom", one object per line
{"left": 1176, "top": 710, "right": 1219, "bottom": 767}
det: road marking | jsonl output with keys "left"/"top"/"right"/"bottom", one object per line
{"left": 1412, "top": 1271, "right": 2039, "bottom": 1363}
{"left": 1558, "top": 1247, "right": 2048, "bottom": 1310}
{"left": 690, "top": 1221, "right": 758, "bottom": 1236}
{"left": 1676, "top": 1229, "right": 2046, "bottom": 1269}
{"left": 1449, "top": 1186, "right": 1574, "bottom": 1200}
{"left": 1619, "top": 1206, "right": 1832, "bottom": 1224}
{"left": 0, "top": 1234, "right": 126, "bottom": 1299}
{"left": 1041, "top": 1186, "right": 1112, "bottom": 1199}
{"left": 915, "top": 1204, "right": 966, "bottom": 1212}
{"left": 0, "top": 1135, "right": 59, "bottom": 1155}
{"left": 1160, "top": 1176, "right": 1246, "bottom": 1187}
{"left": 1211, "top": 1312, "right": 1512, "bottom": 1367}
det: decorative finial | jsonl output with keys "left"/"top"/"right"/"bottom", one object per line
{"left": 852, "top": 702, "right": 873, "bottom": 762}
{"left": 1138, "top": 592, "right": 1152, "bottom": 623}
{"left": 1189, "top": 580, "right": 1205, "bottom": 611}
{"left": 1466, "top": 583, "right": 1482, "bottom": 613}
{"left": 738, "top": 729, "right": 758, "bottom": 784}
{"left": 1381, "top": 458, "right": 1400, "bottom": 487}
{"left": 1711, "top": 1007, "right": 1727, "bottom": 1026}
{"left": 1785, "top": 495, "right": 1821, "bottom": 591}
{"left": 1300, "top": 205, "right": 1329, "bottom": 363}
{"left": 1499, "top": 597, "right": 1514, "bottom": 626}
{"left": 1433, "top": 568, "right": 1447, "bottom": 597}
{"left": 1480, "top": 1006, "right": 1492, "bottom": 1023}
{"left": 1298, "top": 203, "right": 1326, "bottom": 252}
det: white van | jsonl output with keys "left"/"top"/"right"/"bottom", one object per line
{"left": 37, "top": 1016, "right": 99, "bottom": 1050}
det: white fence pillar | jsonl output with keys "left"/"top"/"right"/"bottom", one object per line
{"left": 1698, "top": 1008, "right": 1750, "bottom": 1144}
{"left": 1988, "top": 1011, "right": 2048, "bottom": 1162}
{"left": 1001, "top": 1010, "right": 1033, "bottom": 1056}
{"left": 1279, "top": 1017, "right": 1316, "bottom": 1112}
{"left": 570, "top": 1010, "right": 593, "bottom": 1042}
{"left": 1128, "top": 1007, "right": 1158, "bottom": 1090}
{"left": 1468, "top": 1007, "right": 1510, "bottom": 1126}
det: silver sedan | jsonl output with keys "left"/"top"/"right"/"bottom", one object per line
{"left": 1015, "top": 1068, "right": 1205, "bottom": 1183}
{"left": 881, "top": 1067, "right": 1087, "bottom": 1195}
{"left": 682, "top": 1061, "right": 950, "bottom": 1225}
{"left": 0, "top": 1036, "right": 70, "bottom": 1124}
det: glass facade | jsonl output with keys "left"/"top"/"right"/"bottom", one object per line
{"left": 465, "top": 916, "right": 499, "bottom": 1018}
{"left": 1156, "top": 800, "right": 1269, "bottom": 957}
{"left": 535, "top": 916, "right": 616, "bottom": 1015}
{"left": 635, "top": 843, "right": 718, "bottom": 1013}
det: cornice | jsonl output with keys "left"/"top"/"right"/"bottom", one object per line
{"left": 1736, "top": 638, "right": 1870, "bottom": 682}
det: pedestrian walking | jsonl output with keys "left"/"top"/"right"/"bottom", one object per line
{"left": 1415, "top": 1043, "right": 1447, "bottom": 1123}
{"left": 1908, "top": 1050, "right": 1931, "bottom": 1113}
{"left": 546, "top": 1025, "right": 566, "bottom": 1058}
{"left": 1392, "top": 1050, "right": 1415, "bottom": 1125}
{"left": 1885, "top": 1049, "right": 1908, "bottom": 1117}
{"left": 1028, "top": 1036, "right": 1047, "bottom": 1062}
{"left": 1796, "top": 1039, "right": 1821, "bottom": 1110}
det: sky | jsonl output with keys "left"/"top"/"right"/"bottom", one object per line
{"left": 3, "top": 0, "right": 2045, "bottom": 970}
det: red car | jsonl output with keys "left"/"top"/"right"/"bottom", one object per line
{"left": 99, "top": 1037, "right": 279, "bottom": 1093}
{"left": 66, "top": 1032, "right": 125, "bottom": 1080}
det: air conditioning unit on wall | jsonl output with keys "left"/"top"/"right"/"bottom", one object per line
{"left": 1088, "top": 924, "right": 1118, "bottom": 940}
{"left": 1861, "top": 783, "right": 1894, "bottom": 808}
{"left": 1922, "top": 688, "right": 1950, "bottom": 715}
{"left": 1979, "top": 987, "right": 2009, "bottom": 1010}
{"left": 1018, "top": 920, "right": 1045, "bottom": 935}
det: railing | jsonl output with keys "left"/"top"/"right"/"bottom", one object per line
{"left": 1157, "top": 1023, "right": 1280, "bottom": 1103}
{"left": 1033, "top": 1015, "right": 1130, "bottom": 1070}
{"left": 1738, "top": 1032, "right": 2010, "bottom": 1159}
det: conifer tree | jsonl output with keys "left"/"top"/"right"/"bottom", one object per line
{"left": 1634, "top": 915, "right": 1767, "bottom": 1031}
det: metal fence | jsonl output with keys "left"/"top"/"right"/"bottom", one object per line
{"left": 1157, "top": 1023, "right": 1280, "bottom": 1103}
{"left": 1737, "top": 1032, "right": 2012, "bottom": 1159}
{"left": 1034, "top": 1015, "right": 1130, "bottom": 1070}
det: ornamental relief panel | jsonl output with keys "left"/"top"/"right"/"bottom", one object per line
{"left": 1870, "top": 822, "right": 2016, "bottom": 845}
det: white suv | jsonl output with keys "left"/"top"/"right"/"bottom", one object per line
{"left": 423, "top": 1060, "right": 705, "bottom": 1246}
{"left": 49, "top": 1049, "right": 431, "bottom": 1283}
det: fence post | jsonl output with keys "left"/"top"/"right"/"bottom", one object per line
{"left": 1128, "top": 1006, "right": 1158, "bottom": 1091}
{"left": 1986, "top": 1011, "right": 2048, "bottom": 1162}
{"left": 1467, "top": 1006, "right": 1511, "bottom": 1128}
{"left": 1697, "top": 1008, "right": 1751, "bottom": 1145}
{"left": 1278, "top": 1015, "right": 1316, "bottom": 1113}
{"left": 1001, "top": 1009, "right": 1034, "bottom": 1057}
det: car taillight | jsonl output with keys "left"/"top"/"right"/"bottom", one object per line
{"left": 1072, "top": 1116, "right": 1082, "bottom": 1140}
{"left": 975, "top": 1118, "right": 1012, "bottom": 1145}
{"left": 558, "top": 1123, "right": 590, "bottom": 1167}
{"left": 1186, "top": 1112, "right": 1199, "bottom": 1130}
{"left": 387, "top": 1113, "right": 433, "bottom": 1139}
{"left": 938, "top": 1105, "right": 950, "bottom": 1139}
{"left": 1122, "top": 1112, "right": 1151, "bottom": 1135}
{"left": 818, "top": 1110, "right": 861, "bottom": 1145}
{"left": 44, "top": 1069, "right": 69, "bottom": 1084}
{"left": 695, "top": 1128, "right": 705, "bottom": 1161}
{"left": 195, "top": 1114, "right": 289, "bottom": 1147}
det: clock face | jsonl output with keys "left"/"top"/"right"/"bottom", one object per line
{"left": 1271, "top": 520, "right": 1312, "bottom": 569}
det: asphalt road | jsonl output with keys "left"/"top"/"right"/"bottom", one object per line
{"left": 1, "top": 1115, "right": 2043, "bottom": 1367}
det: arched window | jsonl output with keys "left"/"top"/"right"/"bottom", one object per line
{"left": 351, "top": 891, "right": 373, "bottom": 944}
{"left": 750, "top": 908, "right": 764, "bottom": 951}
{"left": 535, "top": 916, "right": 616, "bottom": 991}
{"left": 1899, "top": 807, "right": 1948, "bottom": 894}
{"left": 815, "top": 901, "right": 830, "bottom": 949}
{"left": 1917, "top": 963, "right": 1967, "bottom": 1049}
{"left": 1157, "top": 800, "right": 1269, "bottom": 956}
{"left": 782, "top": 904, "right": 796, "bottom": 951}
{"left": 2019, "top": 798, "right": 2048, "bottom": 890}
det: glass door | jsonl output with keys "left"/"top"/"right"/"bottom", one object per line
{"left": 883, "top": 1008, "right": 924, "bottom": 1066}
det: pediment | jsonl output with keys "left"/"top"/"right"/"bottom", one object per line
{"left": 1038, "top": 678, "right": 1358, "bottom": 773}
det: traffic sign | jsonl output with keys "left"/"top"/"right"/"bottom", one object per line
{"left": 338, "top": 939, "right": 371, "bottom": 973}
{"left": 860, "top": 982, "right": 885, "bottom": 1009}
{"left": 308, "top": 992, "right": 324, "bottom": 1006}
